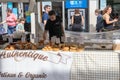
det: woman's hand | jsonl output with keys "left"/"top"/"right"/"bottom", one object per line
{"left": 113, "top": 18, "right": 118, "bottom": 22}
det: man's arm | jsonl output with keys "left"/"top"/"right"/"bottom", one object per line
{"left": 43, "top": 20, "right": 49, "bottom": 40}
{"left": 43, "top": 13, "right": 48, "bottom": 26}
{"left": 43, "top": 20, "right": 47, "bottom": 26}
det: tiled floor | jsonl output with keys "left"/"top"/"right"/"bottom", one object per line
{"left": 71, "top": 51, "right": 120, "bottom": 80}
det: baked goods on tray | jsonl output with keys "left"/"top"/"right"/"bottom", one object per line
{"left": 4, "top": 41, "right": 37, "bottom": 50}
{"left": 4, "top": 40, "right": 84, "bottom": 52}
{"left": 42, "top": 43, "right": 84, "bottom": 52}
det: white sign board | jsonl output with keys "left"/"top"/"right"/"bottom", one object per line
{"left": 0, "top": 50, "right": 73, "bottom": 80}
{"left": 100, "top": 0, "right": 107, "bottom": 10}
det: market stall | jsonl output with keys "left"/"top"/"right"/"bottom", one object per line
{"left": 0, "top": 0, "right": 120, "bottom": 80}
{"left": 2, "top": 29, "right": 120, "bottom": 50}
{"left": 0, "top": 31, "right": 120, "bottom": 80}
{"left": 1, "top": 29, "right": 120, "bottom": 80}
{"left": 0, "top": 50, "right": 73, "bottom": 80}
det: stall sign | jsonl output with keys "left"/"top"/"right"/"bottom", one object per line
{"left": 0, "top": 50, "right": 73, "bottom": 80}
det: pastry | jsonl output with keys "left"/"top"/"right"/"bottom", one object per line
{"left": 32, "top": 45, "right": 37, "bottom": 50}
{"left": 62, "top": 47, "right": 69, "bottom": 51}
{"left": 5, "top": 47, "right": 10, "bottom": 50}
{"left": 42, "top": 48, "right": 47, "bottom": 51}
{"left": 77, "top": 48, "right": 84, "bottom": 52}
{"left": 9, "top": 45, "right": 15, "bottom": 50}
{"left": 70, "top": 47, "right": 77, "bottom": 50}
{"left": 53, "top": 48, "right": 59, "bottom": 51}
{"left": 39, "top": 40, "right": 44, "bottom": 43}
{"left": 42, "top": 46, "right": 49, "bottom": 51}
{"left": 47, "top": 46, "right": 52, "bottom": 51}
{"left": 39, "top": 40, "right": 44, "bottom": 46}
{"left": 70, "top": 49, "right": 77, "bottom": 52}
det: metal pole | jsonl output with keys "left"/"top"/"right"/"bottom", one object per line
{"left": 30, "top": 0, "right": 39, "bottom": 44}
{"left": 1, "top": 2, "right": 7, "bottom": 33}
{"left": 18, "top": 2, "right": 24, "bottom": 18}
{"left": 62, "top": 1, "right": 65, "bottom": 31}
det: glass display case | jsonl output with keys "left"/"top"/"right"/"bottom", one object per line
{"left": 1, "top": 29, "right": 120, "bottom": 50}
{"left": 65, "top": 30, "right": 120, "bottom": 50}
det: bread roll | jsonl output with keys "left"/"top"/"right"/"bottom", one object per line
{"left": 70, "top": 49, "right": 76, "bottom": 52}
{"left": 62, "top": 47, "right": 69, "bottom": 51}
{"left": 53, "top": 48, "right": 59, "bottom": 51}
{"left": 9, "top": 45, "right": 15, "bottom": 50}
{"left": 5, "top": 47, "right": 10, "bottom": 50}
{"left": 32, "top": 45, "right": 37, "bottom": 50}
{"left": 77, "top": 48, "right": 84, "bottom": 52}
{"left": 70, "top": 47, "right": 77, "bottom": 50}
{"left": 42, "top": 48, "right": 47, "bottom": 51}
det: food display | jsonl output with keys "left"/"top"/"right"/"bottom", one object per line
{"left": 4, "top": 30, "right": 120, "bottom": 51}
{"left": 5, "top": 45, "right": 15, "bottom": 50}
{"left": 4, "top": 41, "right": 37, "bottom": 50}
{"left": 4, "top": 40, "right": 84, "bottom": 52}
{"left": 42, "top": 43, "right": 84, "bottom": 52}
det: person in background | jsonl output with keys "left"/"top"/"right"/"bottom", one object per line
{"left": 1, "top": 8, "right": 17, "bottom": 34}
{"left": 95, "top": 9, "right": 103, "bottom": 32}
{"left": 43, "top": 10, "right": 65, "bottom": 43}
{"left": 71, "top": 9, "right": 84, "bottom": 32}
{"left": 13, "top": 17, "right": 25, "bottom": 38}
{"left": 42, "top": 5, "right": 51, "bottom": 26}
{"left": 16, "top": 17, "right": 25, "bottom": 32}
{"left": 103, "top": 5, "right": 118, "bottom": 30}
